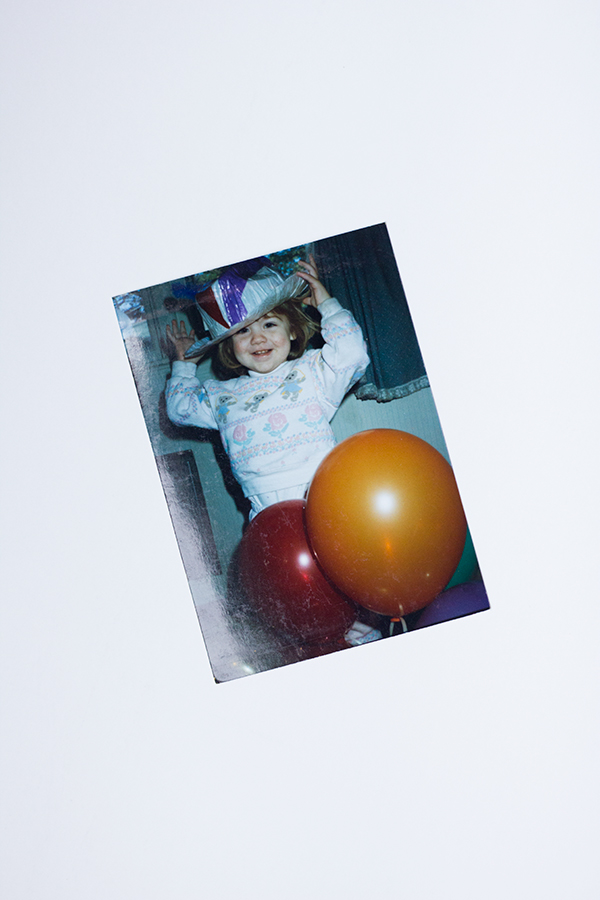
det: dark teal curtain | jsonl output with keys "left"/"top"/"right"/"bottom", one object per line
{"left": 313, "top": 223, "right": 428, "bottom": 401}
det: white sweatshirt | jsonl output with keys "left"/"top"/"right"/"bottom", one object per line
{"left": 165, "top": 297, "right": 369, "bottom": 501}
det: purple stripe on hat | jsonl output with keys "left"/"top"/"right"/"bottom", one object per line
{"left": 216, "top": 257, "right": 269, "bottom": 326}
{"left": 218, "top": 270, "right": 248, "bottom": 325}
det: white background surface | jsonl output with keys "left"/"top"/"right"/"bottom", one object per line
{"left": 1, "top": 2, "right": 598, "bottom": 897}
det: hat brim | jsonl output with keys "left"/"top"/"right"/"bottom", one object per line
{"left": 183, "top": 272, "right": 309, "bottom": 360}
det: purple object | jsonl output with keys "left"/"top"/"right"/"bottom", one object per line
{"left": 172, "top": 256, "right": 270, "bottom": 322}
{"left": 218, "top": 270, "right": 248, "bottom": 325}
{"left": 218, "top": 257, "right": 269, "bottom": 326}
{"left": 412, "top": 581, "right": 489, "bottom": 629}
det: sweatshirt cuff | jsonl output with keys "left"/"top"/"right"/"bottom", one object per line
{"left": 318, "top": 296, "right": 343, "bottom": 319}
{"left": 171, "top": 360, "right": 198, "bottom": 377}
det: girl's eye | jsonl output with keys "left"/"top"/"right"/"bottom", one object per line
{"left": 264, "top": 321, "right": 278, "bottom": 328}
{"left": 237, "top": 327, "right": 249, "bottom": 335}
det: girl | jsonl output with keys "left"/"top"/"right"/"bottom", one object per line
{"left": 166, "top": 257, "right": 381, "bottom": 646}
{"left": 165, "top": 257, "right": 370, "bottom": 520}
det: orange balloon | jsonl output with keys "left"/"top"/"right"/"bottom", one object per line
{"left": 305, "top": 429, "right": 467, "bottom": 617}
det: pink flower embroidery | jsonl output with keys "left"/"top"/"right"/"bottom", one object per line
{"left": 268, "top": 412, "right": 287, "bottom": 430}
{"left": 304, "top": 403, "right": 322, "bottom": 422}
{"left": 233, "top": 424, "right": 248, "bottom": 442}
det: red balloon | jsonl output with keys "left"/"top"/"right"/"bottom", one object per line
{"left": 238, "top": 500, "right": 356, "bottom": 643}
{"left": 306, "top": 429, "right": 467, "bottom": 617}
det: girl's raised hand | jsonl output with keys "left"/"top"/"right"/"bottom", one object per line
{"left": 166, "top": 319, "right": 200, "bottom": 361}
{"left": 295, "top": 255, "right": 331, "bottom": 307}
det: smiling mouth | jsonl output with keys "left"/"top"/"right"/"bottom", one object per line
{"left": 252, "top": 349, "right": 272, "bottom": 357}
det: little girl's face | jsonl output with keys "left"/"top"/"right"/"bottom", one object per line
{"left": 231, "top": 313, "right": 296, "bottom": 374}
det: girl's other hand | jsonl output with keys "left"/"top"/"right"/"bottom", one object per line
{"left": 295, "top": 254, "right": 331, "bottom": 307}
{"left": 166, "top": 319, "right": 199, "bottom": 361}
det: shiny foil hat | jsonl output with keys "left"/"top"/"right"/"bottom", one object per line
{"left": 184, "top": 257, "right": 307, "bottom": 359}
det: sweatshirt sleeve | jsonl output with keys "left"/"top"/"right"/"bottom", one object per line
{"left": 310, "top": 297, "right": 370, "bottom": 413}
{"left": 165, "top": 361, "right": 218, "bottom": 430}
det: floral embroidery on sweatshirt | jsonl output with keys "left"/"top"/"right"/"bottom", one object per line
{"left": 299, "top": 402, "right": 325, "bottom": 429}
{"left": 232, "top": 423, "right": 255, "bottom": 446}
{"left": 263, "top": 412, "right": 288, "bottom": 438}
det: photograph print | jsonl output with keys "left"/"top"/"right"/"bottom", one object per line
{"left": 113, "top": 222, "right": 489, "bottom": 682}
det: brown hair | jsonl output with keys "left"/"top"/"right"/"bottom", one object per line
{"left": 215, "top": 301, "right": 319, "bottom": 377}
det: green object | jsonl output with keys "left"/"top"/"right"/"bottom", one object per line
{"left": 445, "top": 527, "right": 478, "bottom": 589}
